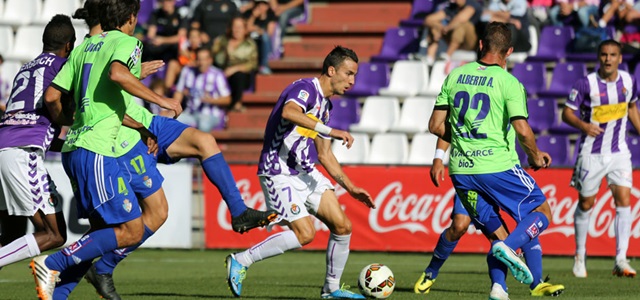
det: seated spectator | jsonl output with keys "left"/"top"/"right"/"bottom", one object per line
{"left": 144, "top": 0, "right": 188, "bottom": 62}
{"left": 599, "top": 0, "right": 640, "bottom": 27}
{"left": 244, "top": 0, "right": 277, "bottom": 74}
{"left": 191, "top": 0, "right": 239, "bottom": 46}
{"left": 424, "top": 0, "right": 484, "bottom": 65}
{"left": 212, "top": 16, "right": 258, "bottom": 112}
{"left": 481, "top": 0, "right": 531, "bottom": 52}
{"left": 271, "top": 0, "right": 304, "bottom": 42}
{"left": 165, "top": 28, "right": 203, "bottom": 89}
{"left": 174, "top": 48, "right": 232, "bottom": 131}
{"left": 549, "top": 0, "right": 600, "bottom": 29}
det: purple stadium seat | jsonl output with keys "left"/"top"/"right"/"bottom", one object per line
{"left": 327, "top": 97, "right": 361, "bottom": 131}
{"left": 344, "top": 62, "right": 390, "bottom": 97}
{"left": 537, "top": 134, "right": 572, "bottom": 166}
{"left": 515, "top": 141, "right": 527, "bottom": 166}
{"left": 138, "top": 0, "right": 155, "bottom": 28}
{"left": 628, "top": 134, "right": 640, "bottom": 168}
{"left": 549, "top": 106, "right": 581, "bottom": 134}
{"left": 399, "top": 0, "right": 440, "bottom": 28}
{"left": 511, "top": 62, "right": 546, "bottom": 96}
{"left": 370, "top": 27, "right": 420, "bottom": 63}
{"left": 566, "top": 27, "right": 616, "bottom": 62}
{"left": 528, "top": 98, "right": 557, "bottom": 133}
{"left": 526, "top": 26, "right": 574, "bottom": 62}
{"left": 538, "top": 62, "right": 587, "bottom": 99}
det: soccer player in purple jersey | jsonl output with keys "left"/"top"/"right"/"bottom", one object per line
{"left": 0, "top": 15, "right": 75, "bottom": 269}
{"left": 225, "top": 46, "right": 375, "bottom": 299}
{"left": 563, "top": 39, "right": 640, "bottom": 278}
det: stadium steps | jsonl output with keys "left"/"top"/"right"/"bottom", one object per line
{"left": 226, "top": 108, "right": 272, "bottom": 130}
{"left": 284, "top": 36, "right": 383, "bottom": 60}
{"left": 254, "top": 72, "right": 318, "bottom": 93}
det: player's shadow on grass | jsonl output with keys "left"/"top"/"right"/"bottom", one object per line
{"left": 126, "top": 292, "right": 308, "bottom": 299}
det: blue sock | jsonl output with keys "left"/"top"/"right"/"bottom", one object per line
{"left": 523, "top": 237, "right": 543, "bottom": 289}
{"left": 504, "top": 212, "right": 549, "bottom": 251}
{"left": 53, "top": 261, "right": 92, "bottom": 300}
{"left": 425, "top": 231, "right": 459, "bottom": 278}
{"left": 94, "top": 226, "right": 154, "bottom": 275}
{"left": 487, "top": 243, "right": 508, "bottom": 292}
{"left": 45, "top": 228, "right": 118, "bottom": 272}
{"left": 202, "top": 153, "right": 246, "bottom": 217}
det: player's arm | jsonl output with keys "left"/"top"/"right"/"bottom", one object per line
{"left": 122, "top": 114, "right": 158, "bottom": 155}
{"left": 628, "top": 101, "right": 640, "bottom": 133}
{"left": 44, "top": 86, "right": 74, "bottom": 126}
{"left": 281, "top": 101, "right": 354, "bottom": 148}
{"left": 201, "top": 73, "right": 231, "bottom": 106}
{"left": 429, "top": 75, "right": 452, "bottom": 142}
{"left": 430, "top": 138, "right": 450, "bottom": 187}
{"left": 562, "top": 80, "right": 603, "bottom": 136}
{"left": 314, "top": 135, "right": 375, "bottom": 208}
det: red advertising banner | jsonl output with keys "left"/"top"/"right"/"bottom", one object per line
{"left": 204, "top": 165, "right": 640, "bottom": 256}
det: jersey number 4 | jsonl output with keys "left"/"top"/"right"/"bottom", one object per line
{"left": 453, "top": 91, "right": 490, "bottom": 139}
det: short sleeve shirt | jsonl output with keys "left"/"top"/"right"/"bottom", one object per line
{"left": 445, "top": 0, "right": 484, "bottom": 25}
{"left": 148, "top": 8, "right": 188, "bottom": 37}
{"left": 52, "top": 30, "right": 143, "bottom": 156}
{"left": 435, "top": 61, "right": 528, "bottom": 175}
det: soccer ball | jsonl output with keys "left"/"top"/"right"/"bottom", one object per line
{"left": 357, "top": 263, "right": 395, "bottom": 299}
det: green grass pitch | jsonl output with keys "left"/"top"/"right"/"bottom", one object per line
{"left": 0, "top": 249, "right": 637, "bottom": 299}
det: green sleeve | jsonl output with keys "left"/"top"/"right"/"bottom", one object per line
{"left": 505, "top": 80, "right": 528, "bottom": 119}
{"left": 111, "top": 36, "right": 143, "bottom": 73}
{"left": 435, "top": 74, "right": 451, "bottom": 108}
{"left": 51, "top": 60, "right": 75, "bottom": 93}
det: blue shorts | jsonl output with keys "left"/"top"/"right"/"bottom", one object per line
{"left": 117, "top": 140, "right": 164, "bottom": 200}
{"left": 62, "top": 148, "right": 141, "bottom": 225}
{"left": 149, "top": 115, "right": 189, "bottom": 164}
{"left": 452, "top": 193, "right": 503, "bottom": 235}
{"left": 451, "top": 165, "right": 546, "bottom": 224}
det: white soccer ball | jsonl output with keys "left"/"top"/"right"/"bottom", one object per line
{"left": 357, "top": 263, "right": 395, "bottom": 299}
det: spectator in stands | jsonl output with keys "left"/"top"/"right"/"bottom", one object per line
{"left": 174, "top": 48, "right": 231, "bottom": 131}
{"left": 549, "top": 0, "right": 600, "bottom": 29}
{"left": 212, "top": 16, "right": 258, "bottom": 112}
{"left": 143, "top": 0, "right": 188, "bottom": 62}
{"left": 164, "top": 28, "right": 203, "bottom": 89}
{"left": 481, "top": 0, "right": 531, "bottom": 52}
{"left": 599, "top": 0, "right": 640, "bottom": 27}
{"left": 271, "top": 0, "right": 305, "bottom": 42}
{"left": 244, "top": 0, "right": 278, "bottom": 74}
{"left": 191, "top": 0, "right": 239, "bottom": 46}
{"left": 423, "top": 0, "right": 484, "bottom": 65}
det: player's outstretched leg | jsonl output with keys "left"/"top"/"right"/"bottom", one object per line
{"left": 414, "top": 227, "right": 461, "bottom": 294}
{"left": 491, "top": 241, "right": 533, "bottom": 285}
{"left": 30, "top": 255, "right": 59, "bottom": 300}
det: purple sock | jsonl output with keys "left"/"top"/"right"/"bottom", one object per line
{"left": 45, "top": 228, "right": 118, "bottom": 272}
{"left": 202, "top": 153, "right": 246, "bottom": 217}
{"left": 94, "top": 226, "right": 154, "bottom": 275}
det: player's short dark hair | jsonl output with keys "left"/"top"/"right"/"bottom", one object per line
{"left": 196, "top": 47, "right": 212, "bottom": 58}
{"left": 480, "top": 22, "right": 512, "bottom": 57}
{"left": 98, "top": 0, "right": 140, "bottom": 31}
{"left": 321, "top": 46, "right": 358, "bottom": 75}
{"left": 597, "top": 39, "right": 622, "bottom": 55}
{"left": 73, "top": 0, "right": 100, "bottom": 29}
{"left": 43, "top": 15, "right": 76, "bottom": 52}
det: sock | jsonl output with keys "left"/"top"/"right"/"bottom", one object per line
{"left": 235, "top": 230, "right": 301, "bottom": 267}
{"left": 94, "top": 226, "right": 154, "bottom": 275}
{"left": 504, "top": 212, "right": 549, "bottom": 251}
{"left": 487, "top": 243, "right": 507, "bottom": 292}
{"left": 522, "top": 237, "right": 543, "bottom": 290}
{"left": 574, "top": 206, "right": 591, "bottom": 257}
{"left": 615, "top": 206, "right": 631, "bottom": 261}
{"left": 424, "top": 230, "right": 459, "bottom": 279}
{"left": 52, "top": 261, "right": 92, "bottom": 300}
{"left": 324, "top": 233, "right": 351, "bottom": 293}
{"left": 0, "top": 233, "right": 40, "bottom": 267}
{"left": 45, "top": 228, "right": 118, "bottom": 272}
{"left": 202, "top": 153, "right": 247, "bottom": 217}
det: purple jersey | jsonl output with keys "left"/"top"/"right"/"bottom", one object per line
{"left": 175, "top": 65, "right": 230, "bottom": 116}
{"left": 0, "top": 53, "right": 66, "bottom": 150}
{"left": 258, "top": 78, "right": 332, "bottom": 176}
{"left": 566, "top": 70, "right": 638, "bottom": 155}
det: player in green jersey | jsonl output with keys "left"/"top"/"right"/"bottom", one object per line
{"left": 428, "top": 22, "right": 559, "bottom": 299}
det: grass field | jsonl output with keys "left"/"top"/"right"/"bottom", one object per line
{"left": 0, "top": 249, "right": 637, "bottom": 299}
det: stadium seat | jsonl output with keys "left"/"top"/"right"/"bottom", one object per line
{"left": 367, "top": 133, "right": 409, "bottom": 164}
{"left": 332, "top": 133, "right": 370, "bottom": 164}
{"left": 370, "top": 27, "right": 420, "bottom": 63}
{"left": 0, "top": 60, "right": 22, "bottom": 86}
{"left": 511, "top": 62, "right": 546, "bottom": 96}
{"left": 389, "top": 96, "right": 435, "bottom": 134}
{"left": 536, "top": 134, "right": 572, "bottom": 166}
{"left": 422, "top": 60, "right": 446, "bottom": 96}
{"left": 349, "top": 96, "right": 400, "bottom": 134}
{"left": 35, "top": 0, "right": 79, "bottom": 25}
{"left": 566, "top": 27, "right": 616, "bottom": 62}
{"left": 527, "top": 98, "right": 557, "bottom": 133}
{"left": 0, "top": 25, "right": 13, "bottom": 57}
{"left": 344, "top": 62, "right": 390, "bottom": 97}
{"left": 508, "top": 26, "right": 538, "bottom": 63}
{"left": 0, "top": 0, "right": 41, "bottom": 26}
{"left": 4, "top": 25, "right": 45, "bottom": 62}
{"left": 627, "top": 135, "right": 640, "bottom": 168}
{"left": 407, "top": 132, "right": 449, "bottom": 165}
{"left": 138, "top": 0, "right": 156, "bottom": 28}
{"left": 526, "top": 26, "right": 574, "bottom": 62}
{"left": 327, "top": 97, "right": 360, "bottom": 131}
{"left": 538, "top": 62, "right": 587, "bottom": 99}
{"left": 379, "top": 60, "right": 428, "bottom": 98}
{"left": 450, "top": 50, "right": 477, "bottom": 62}
{"left": 549, "top": 109, "right": 581, "bottom": 134}
{"left": 400, "top": 0, "right": 438, "bottom": 28}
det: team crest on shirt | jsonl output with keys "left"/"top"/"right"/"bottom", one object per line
{"left": 298, "top": 90, "right": 309, "bottom": 101}
{"left": 569, "top": 89, "right": 578, "bottom": 101}
{"left": 290, "top": 204, "right": 301, "bottom": 215}
{"left": 99, "top": 32, "right": 108, "bottom": 38}
{"left": 122, "top": 199, "right": 132, "bottom": 213}
{"left": 130, "top": 46, "right": 142, "bottom": 66}
{"left": 477, "top": 65, "right": 487, "bottom": 71}
{"left": 143, "top": 176, "right": 152, "bottom": 188}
